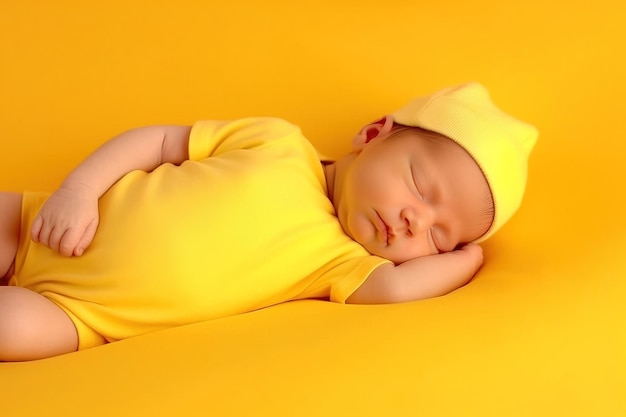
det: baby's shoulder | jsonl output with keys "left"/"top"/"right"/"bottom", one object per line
{"left": 238, "top": 117, "right": 302, "bottom": 136}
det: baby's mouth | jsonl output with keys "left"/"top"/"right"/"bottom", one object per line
{"left": 374, "top": 210, "right": 391, "bottom": 246}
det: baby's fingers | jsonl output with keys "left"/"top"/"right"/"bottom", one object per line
{"left": 72, "top": 218, "right": 99, "bottom": 256}
{"left": 30, "top": 215, "right": 44, "bottom": 243}
{"left": 31, "top": 217, "right": 56, "bottom": 249}
{"left": 57, "top": 227, "right": 86, "bottom": 257}
{"left": 455, "top": 243, "right": 484, "bottom": 274}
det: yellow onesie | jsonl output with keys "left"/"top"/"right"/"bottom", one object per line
{"left": 11, "top": 117, "right": 390, "bottom": 349}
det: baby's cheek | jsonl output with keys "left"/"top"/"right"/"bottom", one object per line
{"left": 350, "top": 215, "right": 377, "bottom": 247}
{"left": 389, "top": 241, "right": 434, "bottom": 265}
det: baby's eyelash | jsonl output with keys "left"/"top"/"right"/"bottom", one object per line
{"left": 409, "top": 164, "right": 424, "bottom": 200}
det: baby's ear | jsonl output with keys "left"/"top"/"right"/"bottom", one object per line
{"left": 352, "top": 115, "right": 395, "bottom": 151}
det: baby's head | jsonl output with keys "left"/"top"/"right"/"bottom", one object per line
{"left": 391, "top": 82, "right": 538, "bottom": 242}
{"left": 329, "top": 82, "right": 537, "bottom": 264}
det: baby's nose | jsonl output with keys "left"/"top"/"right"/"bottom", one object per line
{"left": 400, "top": 202, "right": 435, "bottom": 236}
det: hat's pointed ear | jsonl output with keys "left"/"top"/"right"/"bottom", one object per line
{"left": 352, "top": 115, "right": 395, "bottom": 151}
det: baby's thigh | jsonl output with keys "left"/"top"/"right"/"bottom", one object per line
{"left": 0, "top": 192, "right": 22, "bottom": 281}
{"left": 0, "top": 286, "right": 78, "bottom": 361}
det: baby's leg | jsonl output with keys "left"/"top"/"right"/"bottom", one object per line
{"left": 0, "top": 192, "right": 22, "bottom": 284}
{"left": 0, "top": 286, "right": 78, "bottom": 361}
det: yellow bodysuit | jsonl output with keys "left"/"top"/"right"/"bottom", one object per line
{"left": 11, "top": 118, "right": 390, "bottom": 349}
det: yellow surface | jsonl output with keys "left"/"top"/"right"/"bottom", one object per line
{"left": 1, "top": 0, "right": 625, "bottom": 416}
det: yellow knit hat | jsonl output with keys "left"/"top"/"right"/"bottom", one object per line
{"left": 392, "top": 82, "right": 538, "bottom": 241}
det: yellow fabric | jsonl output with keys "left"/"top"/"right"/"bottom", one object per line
{"left": 392, "top": 82, "right": 539, "bottom": 241}
{"left": 2, "top": 1, "right": 625, "bottom": 416}
{"left": 11, "top": 118, "right": 387, "bottom": 349}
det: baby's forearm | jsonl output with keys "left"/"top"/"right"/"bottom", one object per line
{"left": 347, "top": 244, "right": 483, "bottom": 304}
{"left": 60, "top": 126, "right": 191, "bottom": 198}
{"left": 29, "top": 125, "right": 192, "bottom": 257}
{"left": 390, "top": 246, "right": 482, "bottom": 301}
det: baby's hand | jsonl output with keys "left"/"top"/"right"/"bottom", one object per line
{"left": 454, "top": 242, "right": 484, "bottom": 270}
{"left": 31, "top": 186, "right": 100, "bottom": 257}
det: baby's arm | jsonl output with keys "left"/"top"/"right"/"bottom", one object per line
{"left": 31, "top": 126, "right": 192, "bottom": 256}
{"left": 346, "top": 243, "right": 484, "bottom": 304}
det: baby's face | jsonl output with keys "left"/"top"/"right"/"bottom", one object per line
{"left": 336, "top": 129, "right": 494, "bottom": 264}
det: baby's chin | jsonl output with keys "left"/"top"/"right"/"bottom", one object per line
{"left": 345, "top": 224, "right": 420, "bottom": 264}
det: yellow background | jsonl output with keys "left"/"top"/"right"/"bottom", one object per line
{"left": 1, "top": 0, "right": 625, "bottom": 416}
